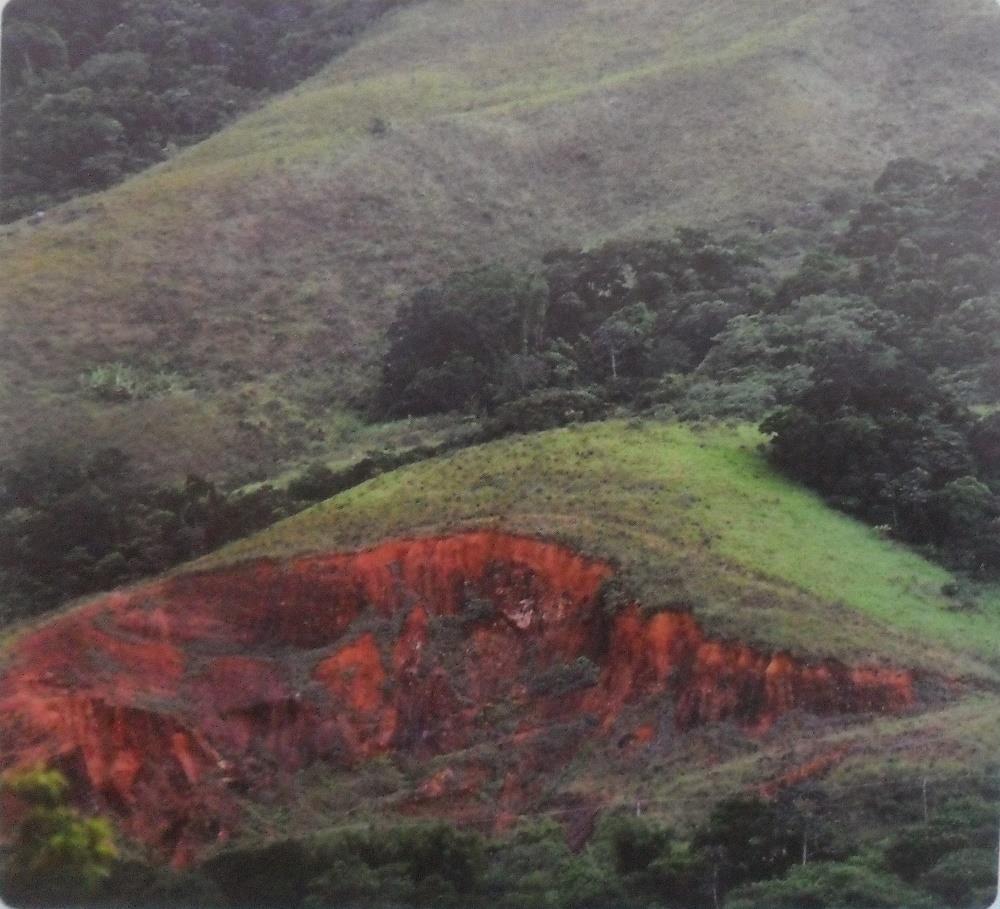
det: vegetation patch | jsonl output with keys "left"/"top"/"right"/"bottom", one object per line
{"left": 201, "top": 420, "right": 1000, "bottom": 681}
{"left": 0, "top": 0, "right": 417, "bottom": 221}
{"left": 7, "top": 784, "right": 997, "bottom": 909}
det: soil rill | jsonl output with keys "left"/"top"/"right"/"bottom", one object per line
{"left": 0, "top": 532, "right": 915, "bottom": 865}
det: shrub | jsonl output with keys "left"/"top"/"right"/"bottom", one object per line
{"left": 1, "top": 766, "right": 118, "bottom": 906}
{"left": 79, "top": 362, "right": 179, "bottom": 402}
{"left": 528, "top": 657, "right": 600, "bottom": 697}
{"left": 307, "top": 822, "right": 486, "bottom": 907}
{"left": 693, "top": 796, "right": 799, "bottom": 892}
{"left": 883, "top": 825, "right": 969, "bottom": 882}
{"left": 204, "top": 839, "right": 314, "bottom": 908}
{"left": 486, "top": 820, "right": 621, "bottom": 909}
{"left": 484, "top": 388, "right": 607, "bottom": 438}
{"left": 919, "top": 848, "right": 996, "bottom": 907}
{"left": 725, "top": 860, "right": 934, "bottom": 909}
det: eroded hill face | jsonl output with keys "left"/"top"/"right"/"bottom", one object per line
{"left": 0, "top": 532, "right": 915, "bottom": 865}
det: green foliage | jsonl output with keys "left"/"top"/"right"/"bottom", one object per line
{"left": 882, "top": 796, "right": 998, "bottom": 886}
{"left": 0, "top": 443, "right": 411, "bottom": 623}
{"left": 377, "top": 232, "right": 763, "bottom": 421}
{"left": 79, "top": 362, "right": 182, "bottom": 402}
{"left": 5, "top": 787, "right": 990, "bottom": 909}
{"left": 1, "top": 0, "right": 413, "bottom": 221}
{"left": 592, "top": 814, "right": 707, "bottom": 905}
{"left": 483, "top": 819, "right": 622, "bottom": 909}
{"left": 1, "top": 767, "right": 117, "bottom": 906}
{"left": 0, "top": 415, "right": 482, "bottom": 624}
{"left": 2, "top": 765, "right": 69, "bottom": 808}
{"left": 693, "top": 796, "right": 799, "bottom": 895}
{"left": 378, "top": 265, "right": 551, "bottom": 416}
{"left": 601, "top": 815, "right": 674, "bottom": 876}
{"left": 760, "top": 333, "right": 1000, "bottom": 568}
{"left": 725, "top": 859, "right": 934, "bottom": 909}
{"left": 304, "top": 822, "right": 486, "bottom": 908}
{"left": 919, "top": 848, "right": 996, "bottom": 907}
{"left": 285, "top": 443, "right": 445, "bottom": 503}
{"left": 483, "top": 387, "right": 608, "bottom": 437}
{"left": 0, "top": 446, "right": 237, "bottom": 620}
{"left": 593, "top": 303, "right": 657, "bottom": 380}
{"left": 205, "top": 839, "right": 314, "bottom": 908}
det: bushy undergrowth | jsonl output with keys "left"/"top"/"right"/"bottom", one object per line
{"left": 11, "top": 789, "right": 994, "bottom": 909}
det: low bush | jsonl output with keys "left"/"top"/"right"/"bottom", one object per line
{"left": 725, "top": 860, "right": 934, "bottom": 909}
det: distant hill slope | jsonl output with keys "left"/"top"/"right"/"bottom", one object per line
{"left": 4, "top": 0, "right": 1000, "bottom": 479}
{"left": 3, "top": 422, "right": 999, "bottom": 863}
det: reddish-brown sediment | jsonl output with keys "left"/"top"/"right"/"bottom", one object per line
{"left": 758, "top": 747, "right": 855, "bottom": 798}
{"left": 0, "top": 532, "right": 916, "bottom": 864}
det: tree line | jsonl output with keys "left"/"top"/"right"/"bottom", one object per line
{"left": 4, "top": 766, "right": 997, "bottom": 909}
{"left": 0, "top": 442, "right": 442, "bottom": 626}
{"left": 376, "top": 158, "right": 1000, "bottom": 574}
{"left": 0, "top": 0, "right": 410, "bottom": 221}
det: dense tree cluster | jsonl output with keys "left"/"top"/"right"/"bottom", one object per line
{"left": 379, "top": 159, "right": 1000, "bottom": 572}
{"left": 0, "top": 442, "right": 440, "bottom": 625}
{"left": 17, "top": 785, "right": 994, "bottom": 909}
{"left": 761, "top": 159, "right": 1000, "bottom": 568}
{"left": 378, "top": 230, "right": 767, "bottom": 423}
{"left": 0, "top": 0, "right": 408, "bottom": 221}
{"left": 0, "top": 445, "right": 284, "bottom": 623}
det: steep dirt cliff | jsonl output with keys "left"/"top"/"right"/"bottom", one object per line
{"left": 0, "top": 532, "right": 916, "bottom": 864}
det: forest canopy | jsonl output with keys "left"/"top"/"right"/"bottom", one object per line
{"left": 376, "top": 159, "right": 1000, "bottom": 572}
{"left": 0, "top": 0, "right": 410, "bottom": 221}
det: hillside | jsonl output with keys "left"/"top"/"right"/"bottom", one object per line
{"left": 199, "top": 422, "right": 1000, "bottom": 679}
{"left": 3, "top": 422, "right": 998, "bottom": 877}
{"left": 4, "top": 0, "right": 1000, "bottom": 480}
{"left": 0, "top": 0, "right": 417, "bottom": 222}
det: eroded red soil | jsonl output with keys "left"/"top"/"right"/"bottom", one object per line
{"left": 0, "top": 532, "right": 915, "bottom": 864}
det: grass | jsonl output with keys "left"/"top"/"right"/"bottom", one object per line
{"left": 4, "top": 0, "right": 1000, "bottom": 481}
{"left": 560, "top": 693, "right": 1000, "bottom": 837}
{"left": 199, "top": 420, "right": 1000, "bottom": 681}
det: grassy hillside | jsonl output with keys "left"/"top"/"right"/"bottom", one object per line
{"left": 4, "top": 0, "right": 1000, "bottom": 480}
{"left": 202, "top": 420, "right": 1000, "bottom": 681}
{"left": 190, "top": 419, "right": 1000, "bottom": 853}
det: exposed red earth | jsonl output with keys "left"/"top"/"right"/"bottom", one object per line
{"left": 0, "top": 532, "right": 916, "bottom": 865}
